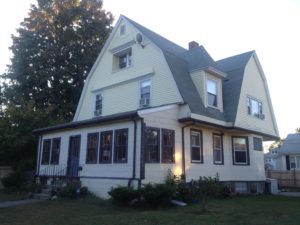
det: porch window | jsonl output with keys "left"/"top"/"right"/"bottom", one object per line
{"left": 161, "top": 129, "right": 175, "bottom": 163}
{"left": 50, "top": 138, "right": 61, "bottom": 165}
{"left": 213, "top": 134, "right": 223, "bottom": 164}
{"left": 253, "top": 137, "right": 263, "bottom": 151}
{"left": 145, "top": 127, "right": 160, "bottom": 163}
{"left": 41, "top": 139, "right": 51, "bottom": 165}
{"left": 114, "top": 129, "right": 128, "bottom": 163}
{"left": 99, "top": 131, "right": 113, "bottom": 163}
{"left": 86, "top": 133, "right": 99, "bottom": 164}
{"left": 232, "top": 137, "right": 249, "bottom": 165}
{"left": 191, "top": 130, "right": 203, "bottom": 163}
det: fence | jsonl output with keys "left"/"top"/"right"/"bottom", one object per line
{"left": 266, "top": 170, "right": 300, "bottom": 190}
{"left": 0, "top": 166, "right": 13, "bottom": 188}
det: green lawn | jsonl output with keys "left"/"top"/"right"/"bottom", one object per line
{"left": 0, "top": 195, "right": 300, "bottom": 225}
{"left": 0, "top": 190, "right": 28, "bottom": 202}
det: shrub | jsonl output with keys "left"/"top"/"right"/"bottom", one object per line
{"left": 1, "top": 171, "right": 26, "bottom": 191}
{"left": 59, "top": 180, "right": 88, "bottom": 199}
{"left": 141, "top": 183, "right": 175, "bottom": 208}
{"left": 108, "top": 186, "right": 140, "bottom": 206}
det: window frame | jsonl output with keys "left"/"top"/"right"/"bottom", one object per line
{"left": 247, "top": 96, "right": 264, "bottom": 119}
{"left": 86, "top": 133, "right": 99, "bottom": 164}
{"left": 213, "top": 134, "right": 224, "bottom": 165}
{"left": 161, "top": 129, "right": 175, "bottom": 163}
{"left": 289, "top": 155, "right": 300, "bottom": 170}
{"left": 50, "top": 138, "right": 61, "bottom": 165}
{"left": 206, "top": 78, "right": 218, "bottom": 108}
{"left": 94, "top": 93, "right": 103, "bottom": 117}
{"left": 139, "top": 79, "right": 151, "bottom": 108}
{"left": 190, "top": 129, "right": 203, "bottom": 163}
{"left": 145, "top": 127, "right": 160, "bottom": 163}
{"left": 114, "top": 128, "right": 129, "bottom": 163}
{"left": 253, "top": 137, "right": 263, "bottom": 151}
{"left": 41, "top": 139, "right": 51, "bottom": 165}
{"left": 99, "top": 130, "right": 113, "bottom": 164}
{"left": 118, "top": 49, "right": 132, "bottom": 69}
{"left": 232, "top": 136, "right": 250, "bottom": 165}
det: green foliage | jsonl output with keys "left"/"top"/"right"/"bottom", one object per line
{"left": 108, "top": 186, "right": 141, "bottom": 206}
{"left": 1, "top": 171, "right": 27, "bottom": 191}
{"left": 0, "top": 0, "right": 113, "bottom": 169}
{"left": 59, "top": 180, "right": 88, "bottom": 199}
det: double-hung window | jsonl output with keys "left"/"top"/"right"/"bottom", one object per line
{"left": 207, "top": 79, "right": 218, "bottom": 107}
{"left": 41, "top": 139, "right": 51, "bottom": 165}
{"left": 99, "top": 131, "right": 113, "bottom": 163}
{"left": 140, "top": 80, "right": 151, "bottom": 108}
{"left": 247, "top": 97, "right": 263, "bottom": 119}
{"left": 118, "top": 50, "right": 132, "bottom": 69}
{"left": 94, "top": 93, "right": 102, "bottom": 117}
{"left": 114, "top": 129, "right": 128, "bottom": 163}
{"left": 191, "top": 130, "right": 203, "bottom": 163}
{"left": 161, "top": 129, "right": 175, "bottom": 163}
{"left": 213, "top": 134, "right": 223, "bottom": 164}
{"left": 232, "top": 137, "right": 249, "bottom": 165}
{"left": 145, "top": 127, "right": 160, "bottom": 162}
{"left": 290, "top": 155, "right": 300, "bottom": 169}
{"left": 50, "top": 138, "right": 61, "bottom": 165}
{"left": 86, "top": 133, "right": 99, "bottom": 164}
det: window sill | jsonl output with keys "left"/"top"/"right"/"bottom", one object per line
{"left": 191, "top": 160, "right": 204, "bottom": 164}
{"left": 233, "top": 163, "right": 250, "bottom": 166}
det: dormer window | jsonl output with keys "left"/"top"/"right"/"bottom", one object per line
{"left": 139, "top": 79, "right": 151, "bottom": 108}
{"left": 118, "top": 49, "right": 132, "bottom": 69}
{"left": 206, "top": 79, "right": 218, "bottom": 107}
{"left": 247, "top": 97, "right": 264, "bottom": 119}
{"left": 94, "top": 93, "right": 102, "bottom": 117}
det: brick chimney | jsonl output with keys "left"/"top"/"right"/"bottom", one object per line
{"left": 188, "top": 41, "right": 199, "bottom": 50}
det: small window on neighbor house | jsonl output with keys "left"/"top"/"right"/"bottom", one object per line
{"left": 94, "top": 93, "right": 102, "bottom": 117}
{"left": 50, "top": 138, "right": 61, "bottom": 165}
{"left": 253, "top": 137, "right": 263, "bottom": 151}
{"left": 120, "top": 25, "right": 126, "bottom": 35}
{"left": 41, "top": 139, "right": 51, "bottom": 165}
{"left": 161, "top": 129, "right": 175, "bottom": 163}
{"left": 191, "top": 130, "right": 203, "bottom": 163}
{"left": 207, "top": 79, "right": 218, "bottom": 107}
{"left": 140, "top": 80, "right": 151, "bottom": 108}
{"left": 145, "top": 127, "right": 160, "bottom": 163}
{"left": 118, "top": 49, "right": 132, "bottom": 69}
{"left": 247, "top": 97, "right": 264, "bottom": 119}
{"left": 213, "top": 134, "right": 223, "bottom": 164}
{"left": 99, "top": 131, "right": 113, "bottom": 163}
{"left": 114, "top": 129, "right": 128, "bottom": 163}
{"left": 290, "top": 156, "right": 300, "bottom": 169}
{"left": 86, "top": 133, "right": 99, "bottom": 164}
{"left": 232, "top": 137, "right": 249, "bottom": 165}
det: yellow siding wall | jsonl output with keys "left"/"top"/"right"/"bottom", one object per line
{"left": 76, "top": 19, "right": 182, "bottom": 121}
{"left": 234, "top": 56, "right": 278, "bottom": 137}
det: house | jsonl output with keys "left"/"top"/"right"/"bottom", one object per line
{"left": 267, "top": 134, "right": 300, "bottom": 170}
{"left": 34, "top": 15, "right": 279, "bottom": 198}
{"left": 264, "top": 148, "right": 279, "bottom": 170}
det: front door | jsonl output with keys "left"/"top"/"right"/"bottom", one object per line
{"left": 67, "top": 135, "right": 81, "bottom": 177}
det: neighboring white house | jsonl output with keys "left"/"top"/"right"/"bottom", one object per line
{"left": 34, "top": 15, "right": 279, "bottom": 198}
{"left": 266, "top": 134, "right": 300, "bottom": 171}
{"left": 264, "top": 148, "right": 279, "bottom": 170}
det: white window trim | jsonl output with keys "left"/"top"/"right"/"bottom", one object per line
{"left": 290, "top": 155, "right": 300, "bottom": 170}
{"left": 247, "top": 96, "right": 264, "bottom": 120}
{"left": 204, "top": 74, "right": 223, "bottom": 111}
{"left": 138, "top": 79, "right": 151, "bottom": 108}
{"left": 94, "top": 92, "right": 103, "bottom": 117}
{"left": 213, "top": 134, "right": 223, "bottom": 164}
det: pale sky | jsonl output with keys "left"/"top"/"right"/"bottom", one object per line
{"left": 1, "top": 0, "right": 300, "bottom": 140}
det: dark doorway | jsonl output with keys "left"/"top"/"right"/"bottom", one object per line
{"left": 67, "top": 135, "right": 81, "bottom": 177}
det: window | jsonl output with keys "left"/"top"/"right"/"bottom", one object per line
{"left": 247, "top": 97, "right": 264, "bottom": 119}
{"left": 140, "top": 80, "right": 151, "bottom": 108}
{"left": 145, "top": 127, "right": 160, "bottom": 163}
{"left": 161, "top": 129, "right": 175, "bottom": 163}
{"left": 50, "top": 138, "right": 61, "bottom": 164}
{"left": 114, "top": 129, "right": 128, "bottom": 163}
{"left": 253, "top": 137, "right": 263, "bottom": 151}
{"left": 99, "top": 131, "right": 113, "bottom": 163}
{"left": 232, "top": 137, "right": 249, "bottom": 165}
{"left": 235, "top": 182, "right": 247, "bottom": 192}
{"left": 118, "top": 49, "right": 131, "bottom": 69}
{"left": 290, "top": 155, "right": 300, "bottom": 169}
{"left": 86, "top": 133, "right": 99, "bottom": 164}
{"left": 94, "top": 93, "right": 102, "bottom": 117}
{"left": 213, "top": 134, "right": 223, "bottom": 164}
{"left": 41, "top": 139, "right": 51, "bottom": 165}
{"left": 190, "top": 130, "right": 203, "bottom": 163}
{"left": 207, "top": 79, "right": 217, "bottom": 107}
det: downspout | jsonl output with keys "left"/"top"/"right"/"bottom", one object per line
{"left": 36, "top": 135, "right": 43, "bottom": 176}
{"left": 139, "top": 118, "right": 145, "bottom": 188}
{"left": 129, "top": 118, "right": 138, "bottom": 187}
{"left": 181, "top": 123, "right": 194, "bottom": 182}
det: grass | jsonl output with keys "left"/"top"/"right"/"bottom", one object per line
{"left": 0, "top": 190, "right": 28, "bottom": 202}
{"left": 0, "top": 195, "right": 300, "bottom": 225}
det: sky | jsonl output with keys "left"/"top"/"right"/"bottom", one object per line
{"left": 1, "top": 0, "right": 300, "bottom": 141}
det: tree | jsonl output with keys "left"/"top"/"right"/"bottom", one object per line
{"left": 268, "top": 139, "right": 284, "bottom": 151}
{"left": 0, "top": 0, "right": 113, "bottom": 169}
{"left": 296, "top": 127, "right": 300, "bottom": 133}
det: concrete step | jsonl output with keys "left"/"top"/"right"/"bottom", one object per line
{"left": 33, "top": 192, "right": 51, "bottom": 200}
